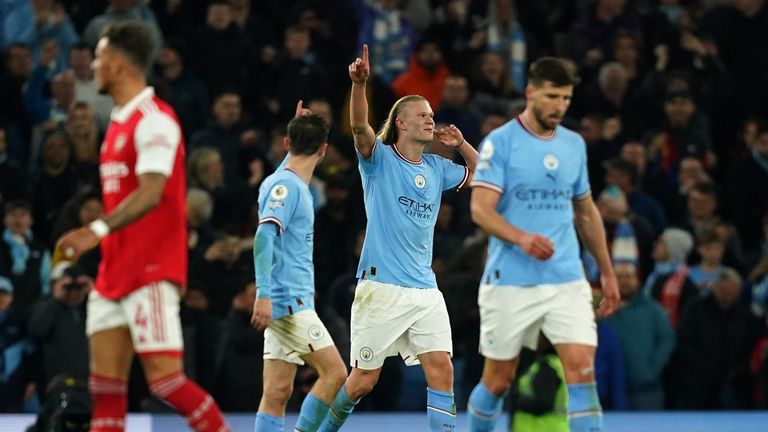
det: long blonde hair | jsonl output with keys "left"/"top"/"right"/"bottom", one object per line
{"left": 377, "top": 95, "right": 427, "bottom": 145}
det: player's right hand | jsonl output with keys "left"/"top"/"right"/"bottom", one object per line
{"left": 518, "top": 232, "right": 555, "bottom": 260}
{"left": 349, "top": 44, "right": 370, "bottom": 83}
{"left": 56, "top": 227, "right": 99, "bottom": 261}
{"left": 251, "top": 298, "right": 272, "bottom": 331}
{"left": 294, "top": 99, "right": 312, "bottom": 118}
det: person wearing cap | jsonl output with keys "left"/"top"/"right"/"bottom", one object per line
{"left": 644, "top": 81, "right": 716, "bottom": 180}
{"left": 28, "top": 262, "right": 91, "bottom": 391}
{"left": 645, "top": 228, "right": 698, "bottom": 329}
{"left": 583, "top": 186, "right": 653, "bottom": 284}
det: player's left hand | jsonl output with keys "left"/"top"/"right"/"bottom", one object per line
{"left": 251, "top": 298, "right": 272, "bottom": 331}
{"left": 56, "top": 227, "right": 99, "bottom": 261}
{"left": 434, "top": 124, "right": 466, "bottom": 149}
{"left": 596, "top": 272, "right": 620, "bottom": 318}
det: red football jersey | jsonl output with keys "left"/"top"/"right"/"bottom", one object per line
{"left": 96, "top": 88, "right": 187, "bottom": 300}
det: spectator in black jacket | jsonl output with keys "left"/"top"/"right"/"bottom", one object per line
{"left": 644, "top": 83, "right": 716, "bottom": 183}
{"left": 435, "top": 75, "right": 481, "bottom": 145}
{"left": 180, "top": 286, "right": 221, "bottom": 393}
{"left": 189, "top": 0, "right": 246, "bottom": 94}
{"left": 724, "top": 119, "right": 768, "bottom": 257}
{"left": 266, "top": 26, "right": 329, "bottom": 123}
{"left": 0, "top": 43, "right": 34, "bottom": 164}
{"left": 28, "top": 262, "right": 90, "bottom": 393}
{"left": 29, "top": 132, "right": 93, "bottom": 247}
{"left": 156, "top": 43, "right": 209, "bottom": 140}
{"left": 676, "top": 268, "right": 761, "bottom": 409}
{"left": 0, "top": 128, "right": 26, "bottom": 206}
{"left": 214, "top": 280, "right": 263, "bottom": 411}
{"left": 190, "top": 91, "right": 263, "bottom": 188}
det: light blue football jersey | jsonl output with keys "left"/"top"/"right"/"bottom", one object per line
{"left": 257, "top": 168, "right": 315, "bottom": 318}
{"left": 356, "top": 140, "right": 469, "bottom": 289}
{"left": 471, "top": 117, "right": 591, "bottom": 286}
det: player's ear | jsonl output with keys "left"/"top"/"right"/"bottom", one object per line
{"left": 282, "top": 137, "right": 291, "bottom": 152}
{"left": 525, "top": 84, "right": 533, "bottom": 100}
{"left": 113, "top": 51, "right": 129, "bottom": 77}
{"left": 317, "top": 143, "right": 328, "bottom": 157}
{"left": 396, "top": 117, "right": 406, "bottom": 130}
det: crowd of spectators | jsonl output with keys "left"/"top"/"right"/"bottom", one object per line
{"left": 1, "top": 0, "right": 768, "bottom": 416}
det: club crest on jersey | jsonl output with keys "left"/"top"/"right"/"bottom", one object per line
{"left": 270, "top": 184, "right": 288, "bottom": 200}
{"left": 115, "top": 133, "right": 127, "bottom": 152}
{"left": 360, "top": 347, "right": 374, "bottom": 362}
{"left": 415, "top": 174, "right": 426, "bottom": 189}
{"left": 543, "top": 153, "right": 559, "bottom": 171}
{"left": 480, "top": 140, "right": 494, "bottom": 160}
{"left": 308, "top": 325, "right": 324, "bottom": 340}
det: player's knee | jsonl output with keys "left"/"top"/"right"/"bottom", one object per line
{"left": 563, "top": 358, "right": 595, "bottom": 383}
{"left": 326, "top": 365, "right": 348, "bottom": 393}
{"left": 264, "top": 380, "right": 294, "bottom": 406}
{"left": 148, "top": 371, "right": 188, "bottom": 399}
{"left": 485, "top": 379, "right": 511, "bottom": 396}
{"left": 347, "top": 372, "right": 377, "bottom": 400}
{"left": 356, "top": 376, "right": 377, "bottom": 398}
{"left": 425, "top": 358, "right": 453, "bottom": 386}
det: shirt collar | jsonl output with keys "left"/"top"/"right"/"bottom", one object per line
{"left": 110, "top": 87, "right": 154, "bottom": 123}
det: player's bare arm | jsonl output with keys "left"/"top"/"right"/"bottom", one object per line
{"left": 57, "top": 172, "right": 167, "bottom": 259}
{"left": 434, "top": 124, "right": 479, "bottom": 181}
{"left": 573, "top": 194, "right": 620, "bottom": 317}
{"left": 103, "top": 172, "right": 167, "bottom": 231}
{"left": 349, "top": 44, "right": 376, "bottom": 157}
{"left": 471, "top": 186, "right": 555, "bottom": 260}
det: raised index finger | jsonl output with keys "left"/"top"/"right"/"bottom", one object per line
{"left": 362, "top": 44, "right": 369, "bottom": 63}
{"left": 295, "top": 100, "right": 304, "bottom": 117}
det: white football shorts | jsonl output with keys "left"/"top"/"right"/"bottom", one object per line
{"left": 349, "top": 279, "right": 453, "bottom": 370}
{"left": 264, "top": 309, "right": 336, "bottom": 365}
{"left": 87, "top": 281, "right": 183, "bottom": 355}
{"left": 478, "top": 279, "right": 597, "bottom": 360}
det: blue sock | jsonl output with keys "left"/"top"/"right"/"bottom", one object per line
{"left": 467, "top": 382, "right": 504, "bottom": 432}
{"left": 318, "top": 385, "right": 357, "bottom": 432}
{"left": 255, "top": 412, "right": 284, "bottom": 432}
{"left": 567, "top": 382, "right": 603, "bottom": 432}
{"left": 427, "top": 387, "right": 456, "bottom": 431}
{"left": 295, "top": 393, "right": 330, "bottom": 432}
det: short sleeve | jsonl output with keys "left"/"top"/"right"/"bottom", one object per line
{"left": 437, "top": 157, "right": 470, "bottom": 191}
{"left": 356, "top": 139, "right": 385, "bottom": 177}
{"left": 573, "top": 138, "right": 591, "bottom": 199}
{"left": 470, "top": 135, "right": 506, "bottom": 193}
{"left": 134, "top": 112, "right": 181, "bottom": 176}
{"left": 258, "top": 181, "right": 299, "bottom": 235}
